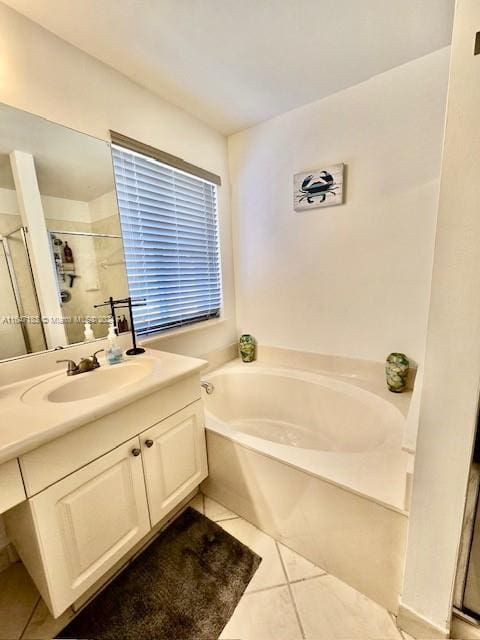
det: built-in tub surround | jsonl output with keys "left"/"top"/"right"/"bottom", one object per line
{"left": 202, "top": 349, "right": 416, "bottom": 612}
{"left": 204, "top": 362, "right": 411, "bottom": 510}
{"left": 254, "top": 344, "right": 417, "bottom": 396}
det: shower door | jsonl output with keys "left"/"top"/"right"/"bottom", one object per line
{"left": 0, "top": 227, "right": 46, "bottom": 358}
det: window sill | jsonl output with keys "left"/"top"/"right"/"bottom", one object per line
{"left": 138, "top": 317, "right": 225, "bottom": 347}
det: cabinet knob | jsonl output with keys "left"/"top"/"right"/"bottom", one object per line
{"left": 145, "top": 439, "right": 154, "bottom": 448}
{"left": 132, "top": 447, "right": 141, "bottom": 457}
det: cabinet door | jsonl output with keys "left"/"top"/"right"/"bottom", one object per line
{"left": 30, "top": 437, "right": 150, "bottom": 617}
{"left": 142, "top": 401, "right": 208, "bottom": 526}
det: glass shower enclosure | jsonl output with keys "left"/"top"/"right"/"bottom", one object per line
{"left": 0, "top": 226, "right": 46, "bottom": 359}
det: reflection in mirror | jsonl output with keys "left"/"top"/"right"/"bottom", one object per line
{"left": 0, "top": 102, "right": 129, "bottom": 361}
{"left": 49, "top": 230, "right": 126, "bottom": 345}
{"left": 0, "top": 157, "right": 46, "bottom": 359}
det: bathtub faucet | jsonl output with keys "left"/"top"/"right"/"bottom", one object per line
{"left": 201, "top": 380, "right": 214, "bottom": 394}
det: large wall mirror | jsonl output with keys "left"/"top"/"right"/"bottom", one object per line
{"left": 0, "top": 102, "right": 129, "bottom": 361}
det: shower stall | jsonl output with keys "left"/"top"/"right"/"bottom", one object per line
{"left": 0, "top": 226, "right": 128, "bottom": 358}
{"left": 48, "top": 228, "right": 127, "bottom": 344}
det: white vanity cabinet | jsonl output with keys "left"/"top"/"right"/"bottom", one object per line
{"left": 23, "top": 437, "right": 151, "bottom": 616}
{"left": 4, "top": 376, "right": 208, "bottom": 619}
{"left": 142, "top": 402, "right": 207, "bottom": 526}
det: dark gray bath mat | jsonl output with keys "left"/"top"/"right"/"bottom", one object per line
{"left": 56, "top": 506, "right": 261, "bottom": 640}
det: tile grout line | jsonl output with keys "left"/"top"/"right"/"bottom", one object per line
{"left": 289, "top": 572, "right": 328, "bottom": 585}
{"left": 214, "top": 516, "right": 240, "bottom": 523}
{"left": 275, "top": 541, "right": 307, "bottom": 640}
{"left": 245, "top": 571, "right": 328, "bottom": 596}
{"left": 246, "top": 582, "right": 291, "bottom": 596}
{"left": 19, "top": 595, "right": 41, "bottom": 640}
{"left": 199, "top": 494, "right": 240, "bottom": 524}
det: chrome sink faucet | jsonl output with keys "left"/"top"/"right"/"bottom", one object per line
{"left": 57, "top": 349, "right": 104, "bottom": 376}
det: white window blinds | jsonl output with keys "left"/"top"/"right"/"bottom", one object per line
{"left": 111, "top": 144, "right": 222, "bottom": 335}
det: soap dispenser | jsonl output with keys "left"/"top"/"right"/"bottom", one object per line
{"left": 84, "top": 321, "right": 94, "bottom": 342}
{"left": 105, "top": 319, "right": 123, "bottom": 365}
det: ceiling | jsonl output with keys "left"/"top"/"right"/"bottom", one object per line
{"left": 3, "top": 0, "right": 455, "bottom": 134}
{"left": 0, "top": 103, "right": 115, "bottom": 202}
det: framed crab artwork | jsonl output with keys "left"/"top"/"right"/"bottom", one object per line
{"left": 294, "top": 163, "right": 344, "bottom": 211}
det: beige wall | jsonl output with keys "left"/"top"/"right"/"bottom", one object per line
{"left": 400, "top": 1, "right": 480, "bottom": 635}
{"left": 228, "top": 48, "right": 450, "bottom": 364}
{"left": 0, "top": 2, "right": 236, "bottom": 359}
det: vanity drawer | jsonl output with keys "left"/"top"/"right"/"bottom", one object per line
{"left": 0, "top": 459, "right": 26, "bottom": 512}
{"left": 20, "top": 374, "right": 201, "bottom": 496}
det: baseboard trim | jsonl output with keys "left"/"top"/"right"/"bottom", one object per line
{"left": 397, "top": 603, "right": 449, "bottom": 639}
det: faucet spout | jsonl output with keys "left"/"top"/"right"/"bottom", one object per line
{"left": 201, "top": 380, "right": 214, "bottom": 394}
{"left": 57, "top": 349, "right": 104, "bottom": 376}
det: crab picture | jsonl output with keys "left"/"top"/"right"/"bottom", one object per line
{"left": 294, "top": 164, "right": 344, "bottom": 211}
{"left": 298, "top": 171, "right": 337, "bottom": 204}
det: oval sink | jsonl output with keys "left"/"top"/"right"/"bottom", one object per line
{"left": 22, "top": 360, "right": 154, "bottom": 405}
{"left": 48, "top": 364, "right": 149, "bottom": 402}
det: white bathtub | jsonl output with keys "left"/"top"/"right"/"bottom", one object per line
{"left": 201, "top": 360, "right": 412, "bottom": 612}
{"left": 203, "top": 362, "right": 410, "bottom": 510}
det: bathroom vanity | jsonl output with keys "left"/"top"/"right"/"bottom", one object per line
{"left": 0, "top": 99, "right": 212, "bottom": 620}
{"left": 0, "top": 349, "right": 208, "bottom": 617}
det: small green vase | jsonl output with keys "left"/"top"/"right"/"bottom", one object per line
{"left": 239, "top": 334, "right": 256, "bottom": 363}
{"left": 386, "top": 353, "right": 409, "bottom": 393}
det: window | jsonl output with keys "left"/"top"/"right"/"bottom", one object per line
{"left": 111, "top": 137, "right": 222, "bottom": 336}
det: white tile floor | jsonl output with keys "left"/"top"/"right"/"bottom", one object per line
{"left": 0, "top": 493, "right": 414, "bottom": 640}
{"left": 195, "top": 496, "right": 405, "bottom": 640}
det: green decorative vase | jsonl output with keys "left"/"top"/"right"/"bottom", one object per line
{"left": 239, "top": 334, "right": 256, "bottom": 363}
{"left": 386, "top": 353, "right": 409, "bottom": 393}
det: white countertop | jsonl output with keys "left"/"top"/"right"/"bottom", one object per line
{"left": 0, "top": 348, "right": 207, "bottom": 465}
